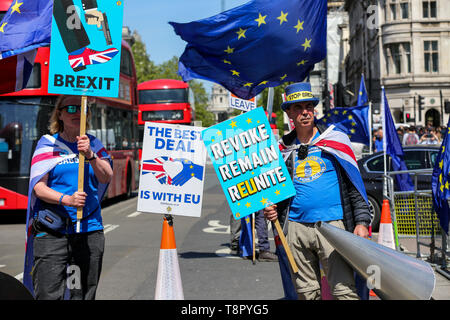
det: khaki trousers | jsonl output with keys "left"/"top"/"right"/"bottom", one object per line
{"left": 287, "top": 220, "right": 359, "bottom": 300}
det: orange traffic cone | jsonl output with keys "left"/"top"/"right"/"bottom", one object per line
{"left": 154, "top": 217, "right": 184, "bottom": 300}
{"left": 377, "top": 199, "right": 395, "bottom": 250}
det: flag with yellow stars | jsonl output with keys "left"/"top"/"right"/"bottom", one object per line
{"left": 170, "top": 0, "right": 327, "bottom": 100}
{"left": 357, "top": 73, "right": 368, "bottom": 107}
{"left": 432, "top": 118, "right": 450, "bottom": 234}
{"left": 315, "top": 105, "right": 370, "bottom": 146}
{"left": 0, "top": 0, "right": 52, "bottom": 93}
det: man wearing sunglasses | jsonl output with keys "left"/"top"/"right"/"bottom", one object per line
{"left": 24, "top": 95, "right": 113, "bottom": 300}
{"left": 263, "top": 82, "right": 371, "bottom": 300}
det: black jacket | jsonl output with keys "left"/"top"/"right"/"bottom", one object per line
{"left": 276, "top": 125, "right": 372, "bottom": 233}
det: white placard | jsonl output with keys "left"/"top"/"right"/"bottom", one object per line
{"left": 229, "top": 93, "right": 256, "bottom": 112}
{"left": 137, "top": 122, "right": 206, "bottom": 218}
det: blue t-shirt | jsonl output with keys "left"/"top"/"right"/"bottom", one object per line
{"left": 289, "top": 134, "right": 343, "bottom": 223}
{"left": 44, "top": 134, "right": 103, "bottom": 234}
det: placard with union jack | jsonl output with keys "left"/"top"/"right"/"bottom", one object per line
{"left": 48, "top": 0, "right": 123, "bottom": 97}
{"left": 137, "top": 122, "right": 207, "bottom": 218}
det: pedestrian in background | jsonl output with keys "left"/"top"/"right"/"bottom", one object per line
{"left": 403, "top": 126, "right": 419, "bottom": 146}
{"left": 24, "top": 95, "right": 113, "bottom": 300}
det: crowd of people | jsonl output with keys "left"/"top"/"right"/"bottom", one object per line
{"left": 372, "top": 123, "right": 446, "bottom": 152}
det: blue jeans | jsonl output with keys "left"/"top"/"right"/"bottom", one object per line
{"left": 32, "top": 223, "right": 105, "bottom": 300}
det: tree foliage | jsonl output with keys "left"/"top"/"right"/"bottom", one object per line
{"left": 131, "top": 37, "right": 214, "bottom": 127}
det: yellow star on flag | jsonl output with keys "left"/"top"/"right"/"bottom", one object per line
{"left": 236, "top": 28, "right": 247, "bottom": 40}
{"left": 11, "top": 0, "right": 23, "bottom": 14}
{"left": 297, "top": 60, "right": 307, "bottom": 66}
{"left": 348, "top": 115, "right": 353, "bottom": 120}
{"left": 224, "top": 46, "right": 235, "bottom": 54}
{"left": 351, "top": 122, "right": 357, "bottom": 126}
{"left": 230, "top": 70, "right": 240, "bottom": 77}
{"left": 280, "top": 74, "right": 287, "bottom": 80}
{"left": 260, "top": 197, "right": 268, "bottom": 205}
{"left": 302, "top": 38, "right": 312, "bottom": 51}
{"left": 258, "top": 80, "right": 268, "bottom": 86}
{"left": 440, "top": 160, "right": 443, "bottom": 169}
{"left": 255, "top": 13, "right": 267, "bottom": 27}
{"left": 0, "top": 22, "right": 6, "bottom": 33}
{"left": 350, "top": 129, "right": 356, "bottom": 134}
{"left": 294, "top": 19, "right": 304, "bottom": 33}
{"left": 244, "top": 82, "right": 253, "bottom": 87}
{"left": 229, "top": 120, "right": 237, "bottom": 128}
{"left": 277, "top": 11, "right": 288, "bottom": 25}
{"left": 223, "top": 59, "right": 231, "bottom": 64}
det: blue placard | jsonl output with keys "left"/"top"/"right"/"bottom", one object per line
{"left": 48, "top": 0, "right": 124, "bottom": 97}
{"left": 202, "top": 107, "right": 296, "bottom": 220}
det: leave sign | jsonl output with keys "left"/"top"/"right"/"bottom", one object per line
{"left": 137, "top": 123, "right": 206, "bottom": 218}
{"left": 229, "top": 93, "right": 256, "bottom": 112}
{"left": 202, "top": 107, "right": 295, "bottom": 220}
{"left": 48, "top": 0, "right": 124, "bottom": 97}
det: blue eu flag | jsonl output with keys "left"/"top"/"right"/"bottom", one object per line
{"left": 432, "top": 117, "right": 450, "bottom": 234}
{"left": 239, "top": 215, "right": 253, "bottom": 257}
{"left": 382, "top": 87, "right": 414, "bottom": 192}
{"left": 316, "top": 105, "right": 371, "bottom": 146}
{"left": 170, "top": 0, "right": 327, "bottom": 100}
{"left": 0, "top": 0, "right": 52, "bottom": 59}
{"left": 357, "top": 73, "right": 368, "bottom": 107}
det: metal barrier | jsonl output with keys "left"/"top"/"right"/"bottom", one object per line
{"left": 385, "top": 170, "right": 449, "bottom": 279}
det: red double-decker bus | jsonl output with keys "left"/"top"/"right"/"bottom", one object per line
{"left": 137, "top": 79, "right": 194, "bottom": 126}
{"left": 0, "top": 7, "right": 139, "bottom": 210}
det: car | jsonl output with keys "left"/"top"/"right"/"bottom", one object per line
{"left": 357, "top": 145, "right": 440, "bottom": 231}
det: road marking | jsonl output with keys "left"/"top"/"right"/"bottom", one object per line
{"left": 215, "top": 247, "right": 241, "bottom": 259}
{"left": 104, "top": 224, "right": 119, "bottom": 234}
{"left": 203, "top": 220, "right": 230, "bottom": 234}
{"left": 0, "top": 264, "right": 5, "bottom": 268}
{"left": 127, "top": 211, "right": 142, "bottom": 218}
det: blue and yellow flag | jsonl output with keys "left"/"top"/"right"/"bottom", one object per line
{"left": 0, "top": 0, "right": 52, "bottom": 59}
{"left": 239, "top": 215, "right": 253, "bottom": 257}
{"left": 432, "top": 118, "right": 450, "bottom": 234}
{"left": 315, "top": 105, "right": 370, "bottom": 146}
{"left": 357, "top": 74, "right": 368, "bottom": 107}
{"left": 382, "top": 87, "right": 414, "bottom": 191}
{"left": 170, "top": 0, "right": 327, "bottom": 100}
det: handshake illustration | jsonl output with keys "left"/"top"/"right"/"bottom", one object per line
{"left": 142, "top": 157, "right": 204, "bottom": 187}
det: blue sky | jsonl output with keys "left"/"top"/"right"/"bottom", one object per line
{"left": 123, "top": 0, "right": 250, "bottom": 93}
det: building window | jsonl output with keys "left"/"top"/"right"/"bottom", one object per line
{"left": 390, "top": 0, "right": 397, "bottom": 20}
{"left": 404, "top": 43, "right": 411, "bottom": 73}
{"left": 400, "top": 2, "right": 409, "bottom": 19}
{"left": 424, "top": 41, "right": 439, "bottom": 72}
{"left": 423, "top": 1, "right": 437, "bottom": 18}
{"left": 386, "top": 42, "right": 412, "bottom": 75}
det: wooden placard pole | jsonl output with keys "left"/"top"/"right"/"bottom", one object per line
{"left": 76, "top": 95, "right": 88, "bottom": 233}
{"left": 273, "top": 218, "right": 299, "bottom": 274}
{"left": 252, "top": 212, "right": 256, "bottom": 264}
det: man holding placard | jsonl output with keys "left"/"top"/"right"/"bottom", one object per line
{"left": 264, "top": 82, "right": 372, "bottom": 300}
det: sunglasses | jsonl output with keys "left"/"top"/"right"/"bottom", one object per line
{"left": 297, "top": 144, "right": 308, "bottom": 160}
{"left": 59, "top": 105, "right": 88, "bottom": 114}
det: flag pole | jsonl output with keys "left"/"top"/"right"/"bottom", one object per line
{"left": 381, "top": 87, "right": 387, "bottom": 199}
{"left": 369, "top": 101, "right": 373, "bottom": 154}
{"left": 76, "top": 95, "right": 88, "bottom": 233}
{"left": 252, "top": 213, "right": 256, "bottom": 264}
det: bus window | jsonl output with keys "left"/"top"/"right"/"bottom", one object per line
{"left": 139, "top": 88, "right": 188, "bottom": 104}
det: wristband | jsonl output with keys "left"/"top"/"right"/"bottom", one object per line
{"left": 58, "top": 194, "right": 65, "bottom": 206}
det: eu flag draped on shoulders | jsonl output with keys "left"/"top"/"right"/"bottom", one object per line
{"left": 432, "top": 117, "right": 450, "bottom": 234}
{"left": 170, "top": 0, "right": 327, "bottom": 100}
{"left": 315, "top": 105, "right": 370, "bottom": 146}
{"left": 381, "top": 87, "right": 414, "bottom": 191}
{"left": 357, "top": 73, "right": 368, "bottom": 107}
{"left": 0, "top": 0, "right": 52, "bottom": 94}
